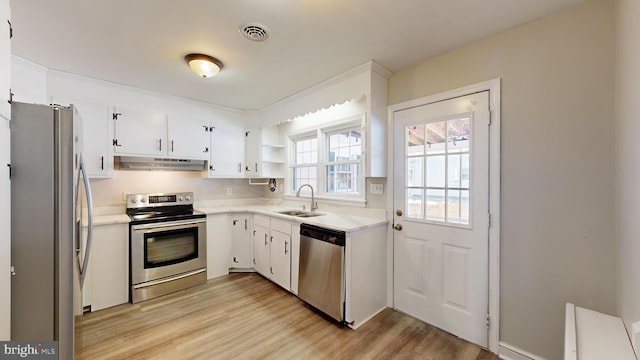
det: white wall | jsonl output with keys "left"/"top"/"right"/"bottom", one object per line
{"left": 615, "top": 0, "right": 640, "bottom": 334}
{"left": 11, "top": 56, "right": 47, "bottom": 104}
{"left": 388, "top": 0, "right": 615, "bottom": 358}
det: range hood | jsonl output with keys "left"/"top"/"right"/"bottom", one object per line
{"left": 116, "top": 156, "right": 206, "bottom": 171}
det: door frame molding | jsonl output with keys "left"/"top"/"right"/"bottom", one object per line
{"left": 386, "top": 78, "right": 501, "bottom": 353}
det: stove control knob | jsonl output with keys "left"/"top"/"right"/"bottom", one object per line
{"left": 141, "top": 198, "right": 147, "bottom": 203}
{"left": 178, "top": 196, "right": 184, "bottom": 202}
{"left": 185, "top": 195, "right": 191, "bottom": 201}
{"left": 131, "top": 198, "right": 137, "bottom": 204}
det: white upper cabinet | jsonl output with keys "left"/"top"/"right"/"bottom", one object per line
{"left": 207, "top": 119, "right": 244, "bottom": 177}
{"left": 74, "top": 101, "right": 112, "bottom": 178}
{"left": 112, "top": 106, "right": 166, "bottom": 157}
{"left": 244, "top": 126, "right": 284, "bottom": 178}
{"left": 167, "top": 116, "right": 209, "bottom": 160}
{"left": 0, "top": 0, "right": 10, "bottom": 121}
{"left": 244, "top": 128, "right": 260, "bottom": 176}
{"left": 51, "top": 98, "right": 113, "bottom": 178}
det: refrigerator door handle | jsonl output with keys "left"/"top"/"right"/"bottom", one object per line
{"left": 76, "top": 154, "right": 94, "bottom": 287}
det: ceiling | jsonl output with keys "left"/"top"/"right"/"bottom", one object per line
{"left": 10, "top": 0, "right": 581, "bottom": 111}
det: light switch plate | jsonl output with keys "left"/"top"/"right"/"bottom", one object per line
{"left": 226, "top": 187, "right": 232, "bottom": 196}
{"left": 370, "top": 183, "right": 384, "bottom": 195}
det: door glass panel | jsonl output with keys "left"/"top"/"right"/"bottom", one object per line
{"left": 405, "top": 115, "right": 472, "bottom": 226}
{"left": 407, "top": 157, "right": 424, "bottom": 187}
{"left": 448, "top": 154, "right": 461, "bottom": 188}
{"left": 426, "top": 155, "right": 445, "bottom": 188}
{"left": 407, "top": 188, "right": 424, "bottom": 219}
{"left": 407, "top": 125, "right": 425, "bottom": 156}
{"left": 426, "top": 122, "right": 446, "bottom": 155}
{"left": 426, "top": 189, "right": 445, "bottom": 221}
{"left": 447, "top": 118, "right": 470, "bottom": 154}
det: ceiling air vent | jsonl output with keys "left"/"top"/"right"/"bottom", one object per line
{"left": 239, "top": 22, "right": 271, "bottom": 42}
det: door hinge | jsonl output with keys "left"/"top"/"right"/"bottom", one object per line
{"left": 112, "top": 112, "right": 121, "bottom": 120}
{"left": 7, "top": 164, "right": 11, "bottom": 179}
{"left": 488, "top": 110, "right": 492, "bottom": 126}
{"left": 486, "top": 314, "right": 490, "bottom": 328}
{"left": 8, "top": 88, "right": 13, "bottom": 104}
{"left": 253, "top": 258, "right": 256, "bottom": 265}
{"left": 245, "top": 131, "right": 250, "bottom": 137}
{"left": 7, "top": 20, "right": 12, "bottom": 39}
{"left": 488, "top": 213, "right": 492, "bottom": 228}
{"left": 113, "top": 139, "right": 122, "bottom": 147}
{"left": 233, "top": 219, "right": 238, "bottom": 226}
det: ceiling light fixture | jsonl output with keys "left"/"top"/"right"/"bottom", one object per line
{"left": 184, "top": 53, "right": 223, "bottom": 78}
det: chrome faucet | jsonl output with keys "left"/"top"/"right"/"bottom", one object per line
{"left": 296, "top": 184, "right": 318, "bottom": 212}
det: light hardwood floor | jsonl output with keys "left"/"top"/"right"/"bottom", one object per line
{"left": 79, "top": 273, "right": 498, "bottom": 360}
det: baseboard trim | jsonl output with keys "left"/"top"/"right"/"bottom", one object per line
{"left": 498, "top": 342, "right": 547, "bottom": 360}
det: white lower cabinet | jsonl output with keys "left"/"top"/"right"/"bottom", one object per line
{"left": 87, "top": 223, "right": 129, "bottom": 311}
{"left": 229, "top": 214, "right": 252, "bottom": 269}
{"left": 206, "top": 213, "right": 232, "bottom": 279}
{"left": 252, "top": 215, "right": 292, "bottom": 291}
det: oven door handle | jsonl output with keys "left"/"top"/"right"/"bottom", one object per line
{"left": 131, "top": 218, "right": 206, "bottom": 232}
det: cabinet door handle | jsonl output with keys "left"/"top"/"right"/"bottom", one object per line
{"left": 284, "top": 241, "right": 288, "bottom": 255}
{"left": 270, "top": 267, "right": 273, "bottom": 275}
{"left": 238, "top": 163, "right": 242, "bottom": 173}
{"left": 270, "top": 236, "right": 273, "bottom": 243}
{"left": 255, "top": 163, "right": 258, "bottom": 172}
{"left": 264, "top": 234, "right": 268, "bottom": 246}
{"left": 171, "top": 140, "right": 174, "bottom": 152}
{"left": 158, "top": 138, "right": 162, "bottom": 151}
{"left": 100, "top": 156, "right": 104, "bottom": 170}
{"left": 244, "top": 219, "right": 247, "bottom": 230}
{"left": 253, "top": 230, "right": 256, "bottom": 236}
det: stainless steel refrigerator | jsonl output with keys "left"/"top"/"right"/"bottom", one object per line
{"left": 10, "top": 102, "right": 94, "bottom": 359}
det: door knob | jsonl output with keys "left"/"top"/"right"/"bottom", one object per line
{"left": 394, "top": 224, "right": 403, "bottom": 231}
{"left": 396, "top": 209, "right": 403, "bottom": 216}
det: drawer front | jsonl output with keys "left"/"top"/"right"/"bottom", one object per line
{"left": 270, "top": 218, "right": 291, "bottom": 235}
{"left": 253, "top": 214, "right": 270, "bottom": 228}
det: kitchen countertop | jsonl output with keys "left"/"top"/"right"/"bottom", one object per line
{"left": 89, "top": 201, "right": 389, "bottom": 232}
{"left": 197, "top": 205, "right": 388, "bottom": 232}
{"left": 92, "top": 214, "right": 131, "bottom": 226}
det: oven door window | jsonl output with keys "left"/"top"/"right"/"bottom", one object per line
{"left": 144, "top": 227, "right": 199, "bottom": 268}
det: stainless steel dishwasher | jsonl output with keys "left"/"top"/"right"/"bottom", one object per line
{"left": 298, "top": 223, "right": 346, "bottom": 323}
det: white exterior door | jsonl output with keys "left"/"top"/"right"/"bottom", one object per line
{"left": 393, "top": 92, "right": 490, "bottom": 347}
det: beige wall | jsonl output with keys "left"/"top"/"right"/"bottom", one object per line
{"left": 389, "top": 0, "right": 615, "bottom": 358}
{"left": 615, "top": 0, "right": 640, "bottom": 333}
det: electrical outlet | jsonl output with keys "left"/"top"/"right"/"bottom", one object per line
{"left": 226, "top": 187, "right": 232, "bottom": 196}
{"left": 369, "top": 183, "right": 384, "bottom": 195}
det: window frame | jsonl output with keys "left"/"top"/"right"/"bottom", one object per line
{"left": 286, "top": 116, "right": 365, "bottom": 202}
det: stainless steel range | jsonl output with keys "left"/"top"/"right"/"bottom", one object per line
{"left": 127, "top": 192, "right": 206, "bottom": 303}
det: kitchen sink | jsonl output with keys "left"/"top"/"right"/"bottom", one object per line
{"left": 277, "top": 210, "right": 324, "bottom": 218}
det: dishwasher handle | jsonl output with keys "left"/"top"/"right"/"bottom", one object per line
{"left": 300, "top": 223, "right": 346, "bottom": 246}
